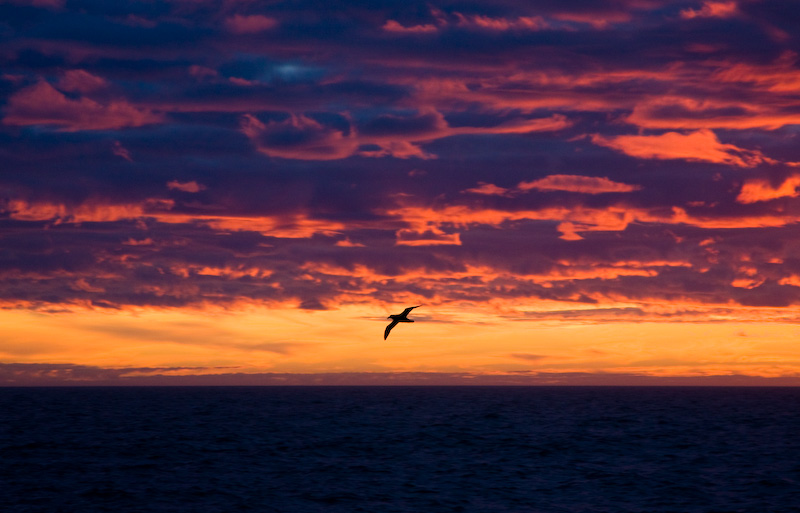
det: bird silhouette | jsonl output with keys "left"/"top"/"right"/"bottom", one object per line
{"left": 384, "top": 305, "right": 421, "bottom": 340}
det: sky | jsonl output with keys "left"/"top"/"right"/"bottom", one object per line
{"left": 3, "top": 0, "right": 800, "bottom": 385}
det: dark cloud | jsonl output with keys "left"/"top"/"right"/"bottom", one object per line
{"left": 3, "top": 362, "right": 800, "bottom": 386}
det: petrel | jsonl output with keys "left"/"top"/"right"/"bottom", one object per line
{"left": 384, "top": 305, "right": 421, "bottom": 340}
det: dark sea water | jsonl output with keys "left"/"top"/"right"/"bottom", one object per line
{"left": 3, "top": 387, "right": 800, "bottom": 513}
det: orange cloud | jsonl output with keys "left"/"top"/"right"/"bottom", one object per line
{"left": 462, "top": 182, "right": 512, "bottom": 196}
{"left": 680, "top": 1, "right": 738, "bottom": 19}
{"left": 182, "top": 265, "right": 272, "bottom": 280}
{"left": 591, "top": 130, "right": 776, "bottom": 167}
{"left": 729, "top": 264, "right": 765, "bottom": 289}
{"left": 383, "top": 12, "right": 548, "bottom": 34}
{"left": 454, "top": 13, "right": 549, "bottom": 31}
{"left": 779, "top": 275, "right": 800, "bottom": 288}
{"left": 301, "top": 260, "right": 690, "bottom": 292}
{"left": 406, "top": 61, "right": 800, "bottom": 134}
{"left": 385, "top": 199, "right": 800, "bottom": 242}
{"left": 3, "top": 80, "right": 162, "bottom": 131}
{"left": 123, "top": 238, "right": 154, "bottom": 246}
{"left": 737, "top": 175, "right": 800, "bottom": 204}
{"left": 3, "top": 199, "right": 348, "bottom": 238}
{"left": 517, "top": 175, "right": 642, "bottom": 194}
{"left": 462, "top": 175, "right": 640, "bottom": 198}
{"left": 335, "top": 239, "right": 365, "bottom": 247}
{"left": 625, "top": 95, "right": 800, "bottom": 131}
{"left": 713, "top": 52, "right": 800, "bottom": 93}
{"left": 14, "top": 193, "right": 797, "bottom": 246}
{"left": 382, "top": 20, "right": 438, "bottom": 33}
{"left": 196, "top": 214, "right": 347, "bottom": 238}
{"left": 383, "top": 203, "right": 644, "bottom": 242}
{"left": 5, "top": 198, "right": 161, "bottom": 223}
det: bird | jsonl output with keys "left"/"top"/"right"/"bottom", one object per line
{"left": 384, "top": 305, "right": 421, "bottom": 340}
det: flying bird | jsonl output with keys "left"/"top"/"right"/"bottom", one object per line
{"left": 384, "top": 305, "right": 421, "bottom": 340}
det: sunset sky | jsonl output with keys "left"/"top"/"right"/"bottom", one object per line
{"left": 3, "top": 0, "right": 800, "bottom": 385}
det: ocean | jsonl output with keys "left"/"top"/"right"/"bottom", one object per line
{"left": 2, "top": 387, "right": 800, "bottom": 512}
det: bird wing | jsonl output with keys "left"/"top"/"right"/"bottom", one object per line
{"left": 401, "top": 305, "right": 421, "bottom": 316}
{"left": 384, "top": 319, "right": 399, "bottom": 340}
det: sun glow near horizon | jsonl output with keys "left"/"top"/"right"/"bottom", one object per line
{"left": 3, "top": 300, "right": 800, "bottom": 384}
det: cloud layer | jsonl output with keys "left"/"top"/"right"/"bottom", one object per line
{"left": 3, "top": 0, "right": 800, "bottom": 380}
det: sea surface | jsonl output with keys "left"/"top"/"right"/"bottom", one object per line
{"left": 2, "top": 387, "right": 800, "bottom": 512}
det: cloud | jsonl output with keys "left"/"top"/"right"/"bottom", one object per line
{"left": 590, "top": 130, "right": 776, "bottom": 167}
{"left": 383, "top": 195, "right": 800, "bottom": 245}
{"left": 383, "top": 11, "right": 548, "bottom": 35}
{"left": 395, "top": 229, "right": 462, "bottom": 246}
{"left": 550, "top": 10, "right": 633, "bottom": 28}
{"left": 712, "top": 52, "right": 800, "bottom": 93}
{"left": 4, "top": 198, "right": 160, "bottom": 223}
{"left": 112, "top": 141, "right": 133, "bottom": 161}
{"left": 240, "top": 113, "right": 358, "bottom": 160}
{"left": 224, "top": 14, "right": 278, "bottom": 34}
{"left": 242, "top": 110, "right": 569, "bottom": 160}
{"left": 382, "top": 203, "right": 648, "bottom": 243}
{"left": 3, "top": 364, "right": 800, "bottom": 386}
{"left": 3, "top": 80, "right": 163, "bottom": 131}
{"left": 462, "top": 182, "right": 513, "bottom": 196}
{"left": 625, "top": 95, "right": 800, "bottom": 131}
{"left": 0, "top": 363, "right": 233, "bottom": 385}
{"left": 57, "top": 69, "right": 109, "bottom": 94}
{"left": 382, "top": 20, "right": 438, "bottom": 34}
{"left": 2, "top": 197, "right": 350, "bottom": 238}
{"left": 9, "top": 0, "right": 800, "bottom": 377}
{"left": 453, "top": 13, "right": 550, "bottom": 31}
{"left": 680, "top": 1, "right": 739, "bottom": 19}
{"left": 518, "top": 175, "right": 642, "bottom": 194}
{"left": 167, "top": 180, "right": 207, "bottom": 193}
{"left": 335, "top": 238, "right": 365, "bottom": 247}
{"left": 737, "top": 175, "right": 800, "bottom": 203}
{"left": 463, "top": 175, "right": 641, "bottom": 197}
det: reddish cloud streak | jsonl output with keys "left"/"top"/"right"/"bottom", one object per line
{"left": 518, "top": 175, "right": 642, "bottom": 194}
{"left": 3, "top": 81, "right": 162, "bottom": 131}
{"left": 453, "top": 13, "right": 550, "bottom": 31}
{"left": 680, "top": 1, "right": 738, "bottom": 19}
{"left": 382, "top": 20, "right": 438, "bottom": 33}
{"left": 223, "top": 14, "right": 277, "bottom": 34}
{"left": 240, "top": 113, "right": 359, "bottom": 160}
{"left": 167, "top": 180, "right": 207, "bottom": 193}
{"left": 591, "top": 130, "right": 775, "bottom": 167}
{"left": 57, "top": 70, "right": 108, "bottom": 94}
{"left": 464, "top": 176, "right": 641, "bottom": 197}
{"left": 241, "top": 110, "right": 569, "bottom": 160}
